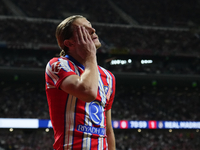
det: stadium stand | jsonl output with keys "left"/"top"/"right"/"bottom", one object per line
{"left": 0, "top": 81, "right": 200, "bottom": 121}
{"left": 0, "top": 18, "right": 199, "bottom": 56}
{"left": 0, "top": 128, "right": 200, "bottom": 150}
{"left": 0, "top": 0, "right": 200, "bottom": 149}
{"left": 114, "top": 0, "right": 200, "bottom": 27}
{"left": 10, "top": 0, "right": 127, "bottom": 24}
{"left": 0, "top": 0, "right": 13, "bottom": 16}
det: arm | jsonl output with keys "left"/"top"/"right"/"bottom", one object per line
{"left": 106, "top": 109, "right": 116, "bottom": 150}
{"left": 60, "top": 63, "right": 98, "bottom": 102}
{"left": 60, "top": 26, "right": 99, "bottom": 102}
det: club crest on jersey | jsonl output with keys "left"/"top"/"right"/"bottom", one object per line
{"left": 104, "top": 85, "right": 111, "bottom": 101}
{"left": 89, "top": 101, "right": 103, "bottom": 125}
{"left": 51, "top": 61, "right": 61, "bottom": 73}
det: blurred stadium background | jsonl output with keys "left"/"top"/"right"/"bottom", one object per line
{"left": 0, "top": 0, "right": 200, "bottom": 149}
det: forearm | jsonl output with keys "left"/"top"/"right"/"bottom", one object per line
{"left": 60, "top": 56, "right": 99, "bottom": 102}
{"left": 79, "top": 57, "right": 99, "bottom": 101}
{"left": 107, "top": 128, "right": 116, "bottom": 150}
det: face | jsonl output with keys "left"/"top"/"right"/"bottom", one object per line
{"left": 72, "top": 18, "right": 101, "bottom": 49}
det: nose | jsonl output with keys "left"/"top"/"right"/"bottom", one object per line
{"left": 87, "top": 27, "right": 96, "bottom": 35}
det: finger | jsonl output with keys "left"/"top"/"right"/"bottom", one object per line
{"left": 72, "top": 25, "right": 79, "bottom": 44}
{"left": 82, "top": 26, "right": 89, "bottom": 41}
{"left": 78, "top": 26, "right": 85, "bottom": 43}
{"left": 85, "top": 29, "right": 92, "bottom": 42}
{"left": 80, "top": 26, "right": 88, "bottom": 42}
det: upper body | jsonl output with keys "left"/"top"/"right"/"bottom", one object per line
{"left": 45, "top": 15, "right": 116, "bottom": 150}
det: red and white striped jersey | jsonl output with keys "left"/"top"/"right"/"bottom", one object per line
{"left": 45, "top": 55, "right": 115, "bottom": 150}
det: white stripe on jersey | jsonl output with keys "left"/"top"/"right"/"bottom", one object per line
{"left": 82, "top": 134, "right": 92, "bottom": 150}
{"left": 64, "top": 94, "right": 77, "bottom": 150}
{"left": 98, "top": 69, "right": 107, "bottom": 129}
{"left": 59, "top": 58, "right": 74, "bottom": 72}
{"left": 85, "top": 103, "right": 92, "bottom": 126}
{"left": 46, "top": 62, "right": 59, "bottom": 85}
{"left": 98, "top": 71, "right": 107, "bottom": 107}
{"left": 98, "top": 137, "right": 104, "bottom": 150}
{"left": 82, "top": 103, "right": 92, "bottom": 150}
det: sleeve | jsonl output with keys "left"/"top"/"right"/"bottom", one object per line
{"left": 45, "top": 57, "right": 77, "bottom": 89}
{"left": 105, "top": 73, "right": 116, "bottom": 111}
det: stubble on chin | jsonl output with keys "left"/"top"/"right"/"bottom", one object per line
{"left": 95, "top": 41, "right": 101, "bottom": 49}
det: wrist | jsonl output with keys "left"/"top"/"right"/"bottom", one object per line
{"left": 83, "top": 56, "right": 97, "bottom": 67}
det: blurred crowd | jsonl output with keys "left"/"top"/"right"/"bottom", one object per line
{"left": 0, "top": 82, "right": 49, "bottom": 119}
{"left": 4, "top": 0, "right": 127, "bottom": 24}
{"left": 0, "top": 0, "right": 12, "bottom": 16}
{"left": 114, "top": 0, "right": 200, "bottom": 27}
{"left": 0, "top": 49, "right": 53, "bottom": 68}
{"left": 0, "top": 129, "right": 200, "bottom": 150}
{"left": 0, "top": 19, "right": 57, "bottom": 45}
{"left": 0, "top": 18, "right": 199, "bottom": 57}
{"left": 0, "top": 129, "right": 54, "bottom": 150}
{"left": 1, "top": 81, "right": 200, "bottom": 121}
{"left": 95, "top": 26, "right": 200, "bottom": 57}
{"left": 1, "top": 0, "right": 199, "bottom": 27}
{"left": 115, "top": 130, "right": 200, "bottom": 150}
{"left": 113, "top": 85, "right": 200, "bottom": 121}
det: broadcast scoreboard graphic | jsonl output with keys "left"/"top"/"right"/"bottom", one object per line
{"left": 0, "top": 118, "right": 200, "bottom": 129}
{"left": 112, "top": 120, "right": 200, "bottom": 129}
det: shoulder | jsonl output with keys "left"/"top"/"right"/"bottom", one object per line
{"left": 46, "top": 56, "right": 77, "bottom": 72}
{"left": 46, "top": 56, "right": 74, "bottom": 67}
{"left": 45, "top": 56, "right": 77, "bottom": 83}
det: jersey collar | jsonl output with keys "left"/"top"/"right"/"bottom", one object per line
{"left": 65, "top": 55, "right": 85, "bottom": 70}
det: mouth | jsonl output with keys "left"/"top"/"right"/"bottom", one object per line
{"left": 92, "top": 37, "right": 98, "bottom": 41}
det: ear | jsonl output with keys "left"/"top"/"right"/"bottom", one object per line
{"left": 64, "top": 39, "right": 74, "bottom": 48}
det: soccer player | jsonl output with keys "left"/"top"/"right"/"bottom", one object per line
{"left": 45, "top": 15, "right": 116, "bottom": 150}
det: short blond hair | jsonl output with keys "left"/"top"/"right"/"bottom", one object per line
{"left": 55, "top": 15, "right": 84, "bottom": 56}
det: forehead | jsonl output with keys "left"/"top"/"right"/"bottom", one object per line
{"left": 72, "top": 18, "right": 91, "bottom": 27}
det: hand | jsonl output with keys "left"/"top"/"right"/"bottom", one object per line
{"left": 73, "top": 25, "right": 96, "bottom": 61}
